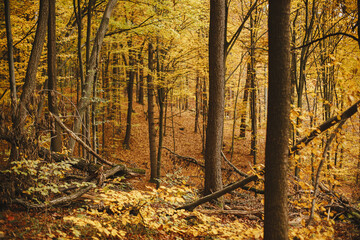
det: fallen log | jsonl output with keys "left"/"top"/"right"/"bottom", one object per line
{"left": 177, "top": 175, "right": 259, "bottom": 211}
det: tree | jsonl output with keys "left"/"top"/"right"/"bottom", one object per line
{"left": 68, "top": 0, "right": 118, "bottom": 153}
{"left": 147, "top": 42, "right": 157, "bottom": 182}
{"left": 123, "top": 39, "right": 135, "bottom": 149}
{"left": 204, "top": 0, "right": 226, "bottom": 196}
{"left": 264, "top": 0, "right": 291, "bottom": 239}
{"left": 48, "top": 0, "right": 62, "bottom": 152}
{"left": 11, "top": 0, "right": 49, "bottom": 161}
{"left": 3, "top": 0, "right": 17, "bottom": 119}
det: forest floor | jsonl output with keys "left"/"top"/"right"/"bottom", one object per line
{"left": 0, "top": 101, "right": 359, "bottom": 239}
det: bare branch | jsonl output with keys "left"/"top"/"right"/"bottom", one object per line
{"left": 51, "top": 113, "right": 114, "bottom": 167}
{"left": 293, "top": 32, "right": 359, "bottom": 50}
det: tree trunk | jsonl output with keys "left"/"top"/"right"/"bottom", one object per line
{"left": 239, "top": 63, "right": 251, "bottom": 138}
{"left": 156, "top": 44, "right": 165, "bottom": 187}
{"left": 249, "top": 15, "right": 257, "bottom": 163}
{"left": 264, "top": 0, "right": 291, "bottom": 239}
{"left": 123, "top": 40, "right": 135, "bottom": 149}
{"left": 195, "top": 73, "right": 200, "bottom": 133}
{"left": 4, "top": 0, "right": 17, "bottom": 118}
{"left": 14, "top": 0, "right": 49, "bottom": 134}
{"left": 137, "top": 55, "right": 144, "bottom": 105}
{"left": 69, "top": 0, "right": 118, "bottom": 153}
{"left": 48, "top": 0, "right": 62, "bottom": 152}
{"left": 204, "top": 0, "right": 225, "bottom": 196}
{"left": 11, "top": 0, "right": 48, "bottom": 164}
{"left": 147, "top": 43, "right": 157, "bottom": 182}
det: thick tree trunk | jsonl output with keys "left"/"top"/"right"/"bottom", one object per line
{"left": 48, "top": 0, "right": 62, "bottom": 152}
{"left": 204, "top": 0, "right": 225, "bottom": 196}
{"left": 264, "top": 0, "right": 291, "bottom": 239}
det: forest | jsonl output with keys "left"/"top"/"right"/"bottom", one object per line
{"left": 0, "top": 0, "right": 359, "bottom": 239}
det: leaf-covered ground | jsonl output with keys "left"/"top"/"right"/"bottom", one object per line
{"left": 1, "top": 103, "right": 359, "bottom": 239}
{"left": 0, "top": 179, "right": 358, "bottom": 239}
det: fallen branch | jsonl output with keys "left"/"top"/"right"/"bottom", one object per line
{"left": 177, "top": 175, "right": 258, "bottom": 211}
{"left": 221, "top": 151, "right": 249, "bottom": 178}
{"left": 291, "top": 100, "right": 359, "bottom": 154}
{"left": 162, "top": 146, "right": 205, "bottom": 168}
{"left": 14, "top": 185, "right": 94, "bottom": 208}
{"left": 198, "top": 209, "right": 262, "bottom": 219}
{"left": 51, "top": 113, "right": 114, "bottom": 166}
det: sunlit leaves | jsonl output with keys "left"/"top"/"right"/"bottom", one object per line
{"left": 62, "top": 185, "right": 265, "bottom": 239}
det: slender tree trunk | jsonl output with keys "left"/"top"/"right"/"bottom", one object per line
{"left": 123, "top": 40, "right": 135, "bottom": 149}
{"left": 239, "top": 63, "right": 251, "bottom": 138}
{"left": 69, "top": 0, "right": 118, "bottom": 153}
{"left": 195, "top": 73, "right": 200, "bottom": 133}
{"left": 147, "top": 43, "right": 157, "bottom": 182}
{"left": 205, "top": 0, "right": 225, "bottom": 196}
{"left": 264, "top": 0, "right": 291, "bottom": 239}
{"left": 230, "top": 67, "right": 243, "bottom": 161}
{"left": 102, "top": 51, "right": 110, "bottom": 153}
{"left": 14, "top": 0, "right": 49, "bottom": 134}
{"left": 4, "top": 0, "right": 17, "bottom": 118}
{"left": 137, "top": 55, "right": 144, "bottom": 105}
{"left": 156, "top": 44, "right": 165, "bottom": 187}
{"left": 249, "top": 5, "right": 257, "bottom": 163}
{"left": 92, "top": 66, "right": 98, "bottom": 156}
{"left": 48, "top": 0, "right": 62, "bottom": 152}
{"left": 74, "top": 0, "right": 84, "bottom": 88}
{"left": 87, "top": 0, "right": 95, "bottom": 156}
{"left": 157, "top": 87, "right": 165, "bottom": 187}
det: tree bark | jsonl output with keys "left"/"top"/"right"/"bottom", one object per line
{"left": 249, "top": 13, "right": 257, "bottom": 163}
{"left": 204, "top": 0, "right": 226, "bottom": 196}
{"left": 48, "top": 0, "right": 62, "bottom": 152}
{"left": 239, "top": 63, "right": 251, "bottom": 138}
{"left": 147, "top": 43, "right": 157, "bottom": 182}
{"left": 264, "top": 0, "right": 291, "bottom": 239}
{"left": 123, "top": 40, "right": 135, "bottom": 149}
{"left": 4, "top": 0, "right": 17, "bottom": 118}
